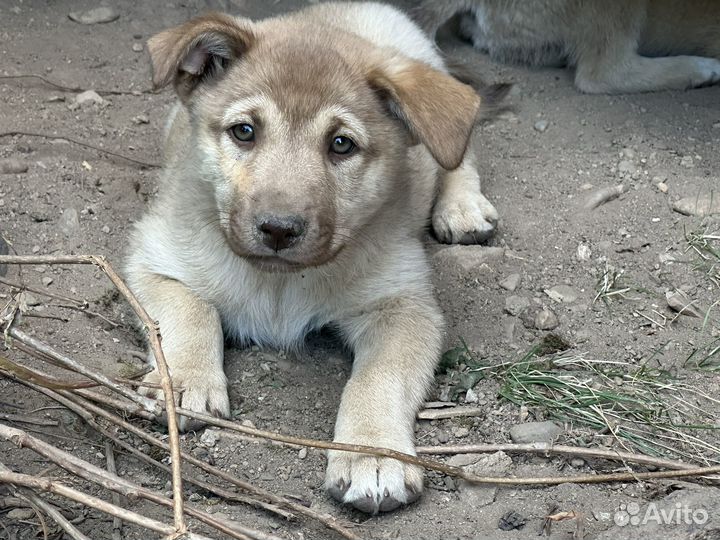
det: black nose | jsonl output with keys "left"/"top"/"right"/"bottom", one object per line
{"left": 255, "top": 215, "right": 306, "bottom": 251}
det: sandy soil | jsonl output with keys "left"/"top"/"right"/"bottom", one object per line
{"left": 1, "top": 1, "right": 719, "bottom": 539}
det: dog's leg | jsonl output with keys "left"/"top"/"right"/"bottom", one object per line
{"left": 130, "top": 272, "right": 229, "bottom": 431}
{"left": 432, "top": 144, "right": 499, "bottom": 244}
{"left": 326, "top": 294, "right": 442, "bottom": 514}
{"left": 576, "top": 48, "right": 720, "bottom": 93}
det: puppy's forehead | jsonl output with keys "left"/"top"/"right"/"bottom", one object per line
{"left": 216, "top": 34, "right": 375, "bottom": 124}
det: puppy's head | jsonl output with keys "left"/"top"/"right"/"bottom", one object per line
{"left": 148, "top": 13, "right": 481, "bottom": 271}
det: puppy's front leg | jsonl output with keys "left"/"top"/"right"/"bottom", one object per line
{"left": 129, "top": 272, "right": 229, "bottom": 431}
{"left": 326, "top": 295, "right": 442, "bottom": 513}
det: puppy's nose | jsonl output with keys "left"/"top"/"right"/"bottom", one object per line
{"left": 255, "top": 215, "right": 306, "bottom": 251}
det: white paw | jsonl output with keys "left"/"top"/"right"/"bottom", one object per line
{"left": 692, "top": 57, "right": 720, "bottom": 87}
{"left": 433, "top": 192, "right": 499, "bottom": 244}
{"left": 140, "top": 367, "right": 230, "bottom": 432}
{"left": 325, "top": 445, "right": 423, "bottom": 514}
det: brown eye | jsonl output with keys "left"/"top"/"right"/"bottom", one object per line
{"left": 229, "top": 123, "right": 255, "bottom": 143}
{"left": 330, "top": 135, "right": 355, "bottom": 155}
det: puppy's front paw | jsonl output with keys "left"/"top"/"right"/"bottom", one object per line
{"left": 140, "top": 368, "right": 230, "bottom": 432}
{"left": 433, "top": 191, "right": 499, "bottom": 244}
{"left": 325, "top": 446, "right": 423, "bottom": 514}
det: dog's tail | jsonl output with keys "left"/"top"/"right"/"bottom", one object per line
{"left": 411, "top": 0, "right": 475, "bottom": 39}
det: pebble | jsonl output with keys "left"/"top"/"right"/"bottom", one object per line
{"left": 657, "top": 181, "right": 668, "bottom": 193}
{"left": 102, "top": 225, "right": 111, "bottom": 234}
{"left": 447, "top": 453, "right": 481, "bottom": 467}
{"left": 457, "top": 452, "right": 512, "bottom": 508}
{"left": 533, "top": 119, "right": 548, "bottom": 132}
{"left": 74, "top": 90, "right": 105, "bottom": 106}
{"left": 504, "top": 295, "right": 530, "bottom": 316}
{"left": 132, "top": 114, "right": 150, "bottom": 124}
{"left": 7, "top": 508, "right": 35, "bottom": 520}
{"left": 41, "top": 276, "right": 53, "bottom": 287}
{"left": 465, "top": 388, "right": 479, "bottom": 403}
{"left": 509, "top": 421, "right": 563, "bottom": 443}
{"left": 0, "top": 158, "right": 28, "bottom": 174}
{"left": 665, "top": 291, "right": 702, "bottom": 318}
{"left": 23, "top": 292, "right": 41, "bottom": 306}
{"left": 617, "top": 160, "right": 638, "bottom": 175}
{"left": 499, "top": 273, "right": 521, "bottom": 292}
{"left": 680, "top": 155, "right": 694, "bottom": 168}
{"left": 59, "top": 208, "right": 80, "bottom": 236}
{"left": 240, "top": 419, "right": 256, "bottom": 428}
{"left": 298, "top": 447, "right": 307, "bottom": 459}
{"left": 433, "top": 246, "right": 505, "bottom": 272}
{"left": 672, "top": 192, "right": 720, "bottom": 217}
{"left": 453, "top": 427, "right": 469, "bottom": 438}
{"left": 714, "top": 122, "right": 720, "bottom": 129}
{"left": 534, "top": 307, "right": 559, "bottom": 330}
{"left": 132, "top": 42, "right": 144, "bottom": 52}
{"left": 576, "top": 243, "right": 592, "bottom": 261}
{"left": 570, "top": 458, "right": 585, "bottom": 468}
{"left": 68, "top": 7, "right": 119, "bottom": 25}
{"left": 545, "top": 285, "right": 578, "bottom": 303}
{"left": 200, "top": 429, "right": 220, "bottom": 447}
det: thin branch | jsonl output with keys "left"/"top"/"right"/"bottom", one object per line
{"left": 0, "top": 254, "right": 184, "bottom": 534}
{"left": 416, "top": 443, "right": 697, "bottom": 471}
{"left": 104, "top": 442, "right": 122, "bottom": 540}
{"left": 0, "top": 131, "right": 160, "bottom": 168}
{"left": 0, "top": 74, "right": 156, "bottom": 96}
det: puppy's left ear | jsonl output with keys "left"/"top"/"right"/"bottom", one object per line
{"left": 147, "top": 12, "right": 255, "bottom": 100}
{"left": 369, "top": 57, "right": 481, "bottom": 170}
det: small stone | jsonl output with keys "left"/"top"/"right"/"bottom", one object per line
{"left": 102, "top": 225, "right": 110, "bottom": 234}
{"left": 199, "top": 429, "right": 220, "bottom": 447}
{"left": 498, "top": 511, "right": 526, "bottom": 531}
{"left": 132, "top": 42, "right": 144, "bottom": 52}
{"left": 7, "top": 508, "right": 35, "bottom": 520}
{"left": 32, "top": 245, "right": 40, "bottom": 253}
{"left": 499, "top": 273, "right": 521, "bottom": 292}
{"left": 672, "top": 192, "right": 720, "bottom": 217}
{"left": 535, "top": 308, "right": 559, "bottom": 330}
{"left": 665, "top": 290, "right": 702, "bottom": 318}
{"left": 657, "top": 182, "right": 668, "bottom": 193}
{"left": 620, "top": 148, "right": 636, "bottom": 159}
{"left": 453, "top": 427, "right": 469, "bottom": 438}
{"left": 617, "top": 160, "right": 638, "bottom": 175}
{"left": 533, "top": 119, "right": 548, "bottom": 132}
{"left": 447, "top": 453, "right": 481, "bottom": 467}
{"left": 240, "top": 419, "right": 256, "bottom": 428}
{"left": 680, "top": 155, "right": 694, "bottom": 168}
{"left": 188, "top": 492, "right": 203, "bottom": 502}
{"left": 509, "top": 421, "right": 563, "bottom": 443}
{"left": 713, "top": 122, "right": 720, "bottom": 129}
{"left": 433, "top": 246, "right": 505, "bottom": 272}
{"left": 437, "top": 431, "right": 450, "bottom": 443}
{"left": 298, "top": 447, "right": 307, "bottom": 459}
{"left": 0, "top": 158, "right": 28, "bottom": 174}
{"left": 504, "top": 295, "right": 530, "bottom": 316}
{"left": 457, "top": 452, "right": 512, "bottom": 509}
{"left": 132, "top": 114, "right": 150, "bottom": 124}
{"left": 74, "top": 90, "right": 105, "bottom": 106}
{"left": 465, "top": 388, "right": 479, "bottom": 403}
{"left": 23, "top": 292, "right": 41, "bottom": 306}
{"left": 576, "top": 243, "right": 592, "bottom": 261}
{"left": 545, "top": 285, "right": 578, "bottom": 303}
{"left": 68, "top": 7, "right": 119, "bottom": 25}
{"left": 47, "top": 95, "right": 65, "bottom": 103}
{"left": 41, "top": 276, "right": 53, "bottom": 287}
{"left": 59, "top": 208, "right": 80, "bottom": 236}
{"left": 570, "top": 458, "right": 585, "bottom": 468}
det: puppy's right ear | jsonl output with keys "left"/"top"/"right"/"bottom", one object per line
{"left": 147, "top": 13, "right": 255, "bottom": 100}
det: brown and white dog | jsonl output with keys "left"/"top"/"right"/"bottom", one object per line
{"left": 417, "top": 0, "right": 720, "bottom": 94}
{"left": 126, "top": 1, "right": 499, "bottom": 514}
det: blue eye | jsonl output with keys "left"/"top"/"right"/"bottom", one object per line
{"left": 229, "top": 123, "right": 255, "bottom": 143}
{"left": 330, "top": 135, "right": 355, "bottom": 155}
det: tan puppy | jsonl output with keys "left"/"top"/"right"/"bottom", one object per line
{"left": 417, "top": 0, "right": 720, "bottom": 94}
{"left": 126, "top": 1, "right": 497, "bottom": 514}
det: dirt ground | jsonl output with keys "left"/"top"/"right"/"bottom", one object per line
{"left": 1, "top": 1, "right": 719, "bottom": 539}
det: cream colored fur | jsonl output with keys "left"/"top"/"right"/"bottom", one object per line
{"left": 126, "top": 2, "right": 497, "bottom": 514}
{"left": 418, "top": 0, "right": 720, "bottom": 94}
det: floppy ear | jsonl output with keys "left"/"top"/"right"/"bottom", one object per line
{"left": 369, "top": 57, "right": 481, "bottom": 170}
{"left": 147, "top": 12, "right": 255, "bottom": 100}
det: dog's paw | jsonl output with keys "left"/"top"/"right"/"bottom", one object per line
{"left": 432, "top": 192, "right": 499, "bottom": 244}
{"left": 692, "top": 57, "right": 720, "bottom": 87}
{"left": 140, "top": 368, "right": 230, "bottom": 432}
{"left": 325, "top": 448, "right": 423, "bottom": 514}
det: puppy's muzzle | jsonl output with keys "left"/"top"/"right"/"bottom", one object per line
{"left": 254, "top": 214, "right": 306, "bottom": 251}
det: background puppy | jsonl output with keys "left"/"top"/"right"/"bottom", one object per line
{"left": 126, "top": 1, "right": 496, "bottom": 514}
{"left": 417, "top": 0, "right": 720, "bottom": 94}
